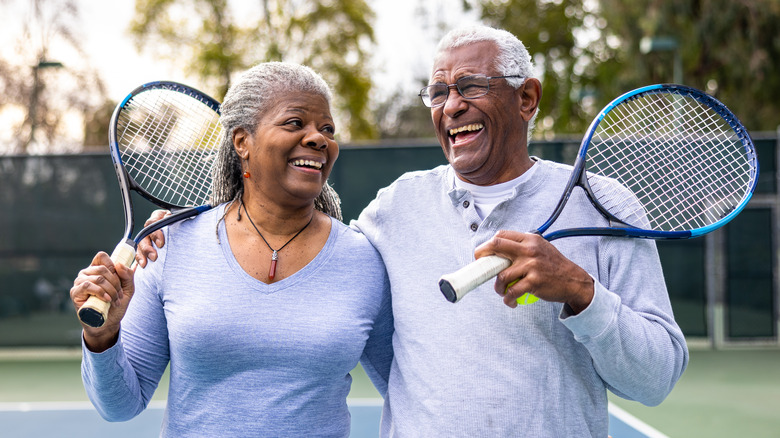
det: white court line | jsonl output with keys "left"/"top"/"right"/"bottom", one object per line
{"left": 608, "top": 403, "right": 670, "bottom": 438}
{"left": 0, "top": 399, "right": 380, "bottom": 412}
{"left": 345, "top": 398, "right": 383, "bottom": 407}
{"left": 0, "top": 348, "right": 82, "bottom": 360}
{"left": 0, "top": 401, "right": 166, "bottom": 412}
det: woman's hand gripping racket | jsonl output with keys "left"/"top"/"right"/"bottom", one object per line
{"left": 77, "top": 81, "right": 221, "bottom": 327}
{"left": 439, "top": 84, "right": 759, "bottom": 304}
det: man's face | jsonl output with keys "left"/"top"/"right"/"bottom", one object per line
{"left": 430, "top": 41, "right": 532, "bottom": 186}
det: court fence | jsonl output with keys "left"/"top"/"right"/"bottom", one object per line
{"left": 1, "top": 132, "right": 777, "bottom": 348}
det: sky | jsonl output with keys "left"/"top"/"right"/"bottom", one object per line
{"left": 2, "top": 0, "right": 480, "bottom": 101}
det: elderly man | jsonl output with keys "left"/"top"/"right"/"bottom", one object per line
{"left": 136, "top": 25, "right": 688, "bottom": 437}
{"left": 351, "top": 25, "right": 687, "bottom": 436}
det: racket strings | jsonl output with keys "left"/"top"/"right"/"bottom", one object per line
{"left": 586, "top": 90, "right": 753, "bottom": 232}
{"left": 594, "top": 122, "right": 736, "bottom": 231}
{"left": 124, "top": 103, "right": 185, "bottom": 201}
{"left": 119, "top": 110, "right": 213, "bottom": 207}
{"left": 596, "top": 98, "right": 745, "bottom": 229}
{"left": 121, "top": 94, "right": 217, "bottom": 204}
{"left": 116, "top": 86, "right": 221, "bottom": 207}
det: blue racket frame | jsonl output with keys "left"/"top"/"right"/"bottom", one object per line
{"left": 538, "top": 84, "right": 759, "bottom": 242}
{"left": 109, "top": 81, "right": 221, "bottom": 248}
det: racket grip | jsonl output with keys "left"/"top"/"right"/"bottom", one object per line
{"left": 111, "top": 241, "right": 137, "bottom": 268}
{"left": 438, "top": 255, "right": 511, "bottom": 303}
{"left": 77, "top": 241, "right": 136, "bottom": 328}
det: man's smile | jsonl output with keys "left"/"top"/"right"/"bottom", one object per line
{"left": 448, "top": 123, "right": 484, "bottom": 146}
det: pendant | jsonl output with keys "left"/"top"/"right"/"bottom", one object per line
{"left": 269, "top": 250, "right": 278, "bottom": 280}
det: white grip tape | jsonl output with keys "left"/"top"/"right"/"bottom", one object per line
{"left": 111, "top": 241, "right": 137, "bottom": 268}
{"left": 438, "top": 255, "right": 511, "bottom": 303}
{"left": 78, "top": 241, "right": 137, "bottom": 327}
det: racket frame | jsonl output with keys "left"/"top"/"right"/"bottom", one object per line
{"left": 439, "top": 84, "right": 759, "bottom": 303}
{"left": 77, "top": 81, "right": 221, "bottom": 327}
{"left": 541, "top": 84, "right": 757, "bottom": 241}
{"left": 111, "top": 81, "right": 221, "bottom": 247}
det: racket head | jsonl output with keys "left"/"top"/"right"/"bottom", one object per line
{"left": 80, "top": 82, "right": 222, "bottom": 328}
{"left": 547, "top": 84, "right": 758, "bottom": 240}
{"left": 109, "top": 81, "right": 222, "bottom": 212}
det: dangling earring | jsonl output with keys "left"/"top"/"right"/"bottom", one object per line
{"left": 243, "top": 159, "right": 251, "bottom": 178}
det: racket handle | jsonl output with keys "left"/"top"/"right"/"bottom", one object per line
{"left": 77, "top": 241, "right": 136, "bottom": 328}
{"left": 438, "top": 255, "right": 511, "bottom": 303}
{"left": 111, "top": 241, "right": 137, "bottom": 268}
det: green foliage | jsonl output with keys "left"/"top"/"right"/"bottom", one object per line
{"left": 640, "top": 0, "right": 780, "bottom": 132}
{"left": 476, "top": 0, "right": 780, "bottom": 133}
{"left": 266, "top": 0, "right": 377, "bottom": 140}
{"left": 129, "top": 0, "right": 377, "bottom": 140}
{"left": 129, "top": 0, "right": 249, "bottom": 100}
{"left": 480, "top": 0, "right": 591, "bottom": 136}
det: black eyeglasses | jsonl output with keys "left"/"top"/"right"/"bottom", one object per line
{"left": 418, "top": 74, "right": 525, "bottom": 108}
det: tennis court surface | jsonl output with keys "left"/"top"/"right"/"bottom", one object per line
{"left": 0, "top": 400, "right": 662, "bottom": 438}
{"left": 2, "top": 348, "right": 779, "bottom": 437}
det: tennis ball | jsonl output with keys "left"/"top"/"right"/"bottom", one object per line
{"left": 516, "top": 292, "right": 539, "bottom": 305}
{"left": 506, "top": 279, "right": 539, "bottom": 305}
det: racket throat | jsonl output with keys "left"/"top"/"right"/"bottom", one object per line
{"left": 607, "top": 218, "right": 631, "bottom": 229}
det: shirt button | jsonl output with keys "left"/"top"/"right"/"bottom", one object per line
{"left": 463, "top": 200, "right": 470, "bottom": 208}
{"left": 470, "top": 223, "right": 478, "bottom": 231}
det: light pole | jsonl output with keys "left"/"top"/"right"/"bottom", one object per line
{"left": 24, "top": 58, "right": 64, "bottom": 152}
{"left": 640, "top": 36, "right": 682, "bottom": 84}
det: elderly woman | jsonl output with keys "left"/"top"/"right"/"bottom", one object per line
{"left": 69, "top": 62, "right": 393, "bottom": 437}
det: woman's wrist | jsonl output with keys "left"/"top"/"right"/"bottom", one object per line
{"left": 83, "top": 327, "right": 120, "bottom": 353}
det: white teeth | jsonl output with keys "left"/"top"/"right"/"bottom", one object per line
{"left": 449, "top": 123, "right": 484, "bottom": 136}
{"left": 292, "top": 159, "right": 323, "bottom": 170}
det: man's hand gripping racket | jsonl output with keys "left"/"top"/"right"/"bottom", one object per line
{"left": 439, "top": 84, "right": 759, "bottom": 304}
{"left": 76, "top": 82, "right": 221, "bottom": 327}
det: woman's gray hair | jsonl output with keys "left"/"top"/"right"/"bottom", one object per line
{"left": 210, "top": 62, "right": 342, "bottom": 220}
{"left": 435, "top": 25, "right": 538, "bottom": 136}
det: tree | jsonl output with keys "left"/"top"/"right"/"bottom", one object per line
{"left": 374, "top": 0, "right": 479, "bottom": 141}
{"left": 477, "top": 0, "right": 593, "bottom": 136}
{"left": 129, "top": 0, "right": 247, "bottom": 100}
{"left": 473, "top": 0, "right": 780, "bottom": 134}
{"left": 129, "top": 0, "right": 378, "bottom": 140}
{"left": 595, "top": 0, "right": 780, "bottom": 132}
{"left": 375, "top": 89, "right": 436, "bottom": 140}
{"left": 0, "top": 0, "right": 107, "bottom": 154}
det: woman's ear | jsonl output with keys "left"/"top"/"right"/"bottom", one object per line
{"left": 518, "top": 78, "right": 542, "bottom": 122}
{"left": 233, "top": 127, "right": 251, "bottom": 160}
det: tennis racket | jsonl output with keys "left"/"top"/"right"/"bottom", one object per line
{"left": 77, "top": 81, "right": 221, "bottom": 327}
{"left": 439, "top": 84, "right": 759, "bottom": 304}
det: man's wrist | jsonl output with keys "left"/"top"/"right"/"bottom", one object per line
{"left": 566, "top": 275, "right": 595, "bottom": 315}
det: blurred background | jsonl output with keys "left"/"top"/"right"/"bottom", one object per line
{"left": 1, "top": 0, "right": 779, "bottom": 437}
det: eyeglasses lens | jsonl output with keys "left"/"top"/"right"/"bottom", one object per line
{"left": 421, "top": 75, "right": 491, "bottom": 107}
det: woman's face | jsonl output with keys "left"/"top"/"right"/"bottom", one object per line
{"left": 235, "top": 91, "right": 339, "bottom": 209}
